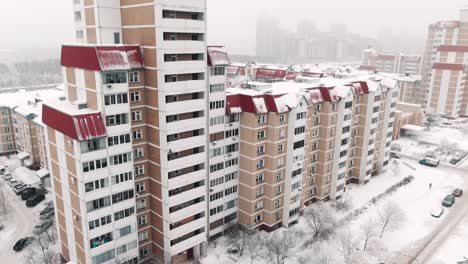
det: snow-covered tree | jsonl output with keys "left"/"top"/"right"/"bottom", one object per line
{"left": 378, "top": 202, "right": 405, "bottom": 238}
{"left": 304, "top": 203, "right": 337, "bottom": 241}
{"left": 360, "top": 218, "right": 378, "bottom": 251}
{"left": 336, "top": 228, "right": 359, "bottom": 264}
{"left": 25, "top": 234, "right": 60, "bottom": 264}
{"left": 261, "top": 230, "right": 297, "bottom": 264}
{"left": 225, "top": 225, "right": 251, "bottom": 256}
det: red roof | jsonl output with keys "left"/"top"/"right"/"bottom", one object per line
{"left": 61, "top": 45, "right": 143, "bottom": 72}
{"left": 432, "top": 63, "right": 465, "bottom": 71}
{"left": 207, "top": 46, "right": 231, "bottom": 66}
{"left": 42, "top": 104, "right": 107, "bottom": 141}
{"left": 256, "top": 68, "right": 288, "bottom": 80}
{"left": 437, "top": 45, "right": 468, "bottom": 53}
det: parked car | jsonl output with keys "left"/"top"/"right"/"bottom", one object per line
{"left": 33, "top": 221, "right": 52, "bottom": 235}
{"left": 13, "top": 237, "right": 34, "bottom": 251}
{"left": 442, "top": 195, "right": 456, "bottom": 207}
{"left": 26, "top": 194, "right": 45, "bottom": 207}
{"left": 7, "top": 180, "right": 18, "bottom": 187}
{"left": 390, "top": 152, "right": 401, "bottom": 159}
{"left": 39, "top": 210, "right": 55, "bottom": 221}
{"left": 13, "top": 184, "right": 27, "bottom": 195}
{"left": 21, "top": 187, "right": 37, "bottom": 200}
{"left": 431, "top": 207, "right": 445, "bottom": 218}
{"left": 419, "top": 158, "right": 440, "bottom": 168}
{"left": 453, "top": 188, "right": 464, "bottom": 197}
{"left": 2, "top": 174, "right": 12, "bottom": 181}
{"left": 40, "top": 206, "right": 54, "bottom": 216}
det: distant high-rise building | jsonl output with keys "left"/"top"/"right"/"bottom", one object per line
{"left": 423, "top": 5, "right": 468, "bottom": 118}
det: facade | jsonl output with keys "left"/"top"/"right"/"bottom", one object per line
{"left": 360, "top": 48, "right": 423, "bottom": 75}
{"left": 377, "top": 73, "right": 423, "bottom": 105}
{"left": 423, "top": 6, "right": 468, "bottom": 118}
{"left": 224, "top": 71, "right": 399, "bottom": 230}
{"left": 0, "top": 106, "right": 16, "bottom": 155}
{"left": 392, "top": 103, "right": 426, "bottom": 140}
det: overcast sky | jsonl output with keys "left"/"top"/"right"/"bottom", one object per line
{"left": 0, "top": 0, "right": 466, "bottom": 56}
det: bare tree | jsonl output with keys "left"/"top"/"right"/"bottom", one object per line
{"left": 360, "top": 218, "right": 378, "bottom": 251}
{"left": 246, "top": 232, "right": 264, "bottom": 264}
{"left": 262, "top": 230, "right": 297, "bottom": 264}
{"left": 336, "top": 228, "right": 359, "bottom": 264}
{"left": 25, "top": 234, "right": 59, "bottom": 264}
{"left": 225, "top": 225, "right": 250, "bottom": 256}
{"left": 0, "top": 181, "right": 10, "bottom": 216}
{"left": 304, "top": 203, "right": 337, "bottom": 241}
{"left": 378, "top": 202, "right": 405, "bottom": 238}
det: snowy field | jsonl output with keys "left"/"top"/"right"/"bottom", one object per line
{"left": 0, "top": 156, "right": 57, "bottom": 263}
{"left": 0, "top": 86, "right": 63, "bottom": 108}
{"left": 202, "top": 158, "right": 466, "bottom": 264}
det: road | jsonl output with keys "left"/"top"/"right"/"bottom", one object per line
{"left": 385, "top": 157, "right": 468, "bottom": 264}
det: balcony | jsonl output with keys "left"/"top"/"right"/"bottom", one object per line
{"left": 169, "top": 185, "right": 206, "bottom": 208}
{"left": 170, "top": 200, "right": 206, "bottom": 223}
{"left": 167, "top": 152, "right": 206, "bottom": 170}
{"left": 159, "top": 39, "right": 206, "bottom": 52}
{"left": 168, "top": 169, "right": 206, "bottom": 190}
{"left": 167, "top": 135, "right": 206, "bottom": 153}
{"left": 165, "top": 117, "right": 207, "bottom": 134}
{"left": 160, "top": 17, "right": 205, "bottom": 31}
{"left": 162, "top": 79, "right": 206, "bottom": 93}
{"left": 101, "top": 83, "right": 129, "bottom": 95}
{"left": 170, "top": 232, "right": 207, "bottom": 256}
{"left": 160, "top": 60, "right": 206, "bottom": 73}
{"left": 158, "top": 0, "right": 206, "bottom": 11}
{"left": 169, "top": 216, "right": 206, "bottom": 239}
{"left": 163, "top": 99, "right": 206, "bottom": 115}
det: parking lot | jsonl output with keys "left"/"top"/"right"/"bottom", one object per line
{"left": 0, "top": 156, "right": 56, "bottom": 262}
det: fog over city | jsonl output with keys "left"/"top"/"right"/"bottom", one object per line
{"left": 0, "top": 0, "right": 466, "bottom": 59}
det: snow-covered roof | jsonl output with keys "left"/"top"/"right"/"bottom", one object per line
{"left": 36, "top": 168, "right": 50, "bottom": 179}
{"left": 207, "top": 46, "right": 231, "bottom": 66}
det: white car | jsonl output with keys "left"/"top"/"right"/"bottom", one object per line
{"left": 431, "top": 207, "right": 445, "bottom": 218}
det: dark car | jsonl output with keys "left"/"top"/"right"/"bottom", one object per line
{"left": 13, "top": 237, "right": 34, "bottom": 251}
{"left": 40, "top": 206, "right": 54, "bottom": 216}
{"left": 442, "top": 195, "right": 456, "bottom": 207}
{"left": 21, "top": 187, "right": 37, "bottom": 200}
{"left": 419, "top": 158, "right": 440, "bottom": 168}
{"left": 453, "top": 188, "right": 464, "bottom": 197}
{"left": 33, "top": 221, "right": 53, "bottom": 235}
{"left": 26, "top": 194, "right": 45, "bottom": 207}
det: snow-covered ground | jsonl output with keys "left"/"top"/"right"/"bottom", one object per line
{"left": 0, "top": 86, "right": 63, "bottom": 108}
{"left": 0, "top": 156, "right": 55, "bottom": 263}
{"left": 202, "top": 158, "right": 466, "bottom": 264}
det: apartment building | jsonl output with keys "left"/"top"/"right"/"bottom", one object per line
{"left": 360, "top": 48, "right": 423, "bottom": 75}
{"left": 224, "top": 72, "right": 398, "bottom": 231}
{"left": 392, "top": 103, "right": 425, "bottom": 140}
{"left": 206, "top": 46, "right": 240, "bottom": 240}
{"left": 423, "top": 6, "right": 468, "bottom": 118}
{"left": 44, "top": 0, "right": 210, "bottom": 263}
{"left": 0, "top": 106, "right": 15, "bottom": 155}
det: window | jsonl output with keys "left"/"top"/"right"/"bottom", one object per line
{"left": 210, "top": 66, "right": 225, "bottom": 76}
{"left": 257, "top": 130, "right": 266, "bottom": 140}
{"left": 278, "top": 144, "right": 284, "bottom": 153}
{"left": 256, "top": 159, "right": 264, "bottom": 169}
{"left": 292, "top": 168, "right": 302, "bottom": 178}
{"left": 138, "top": 215, "right": 148, "bottom": 226}
{"left": 256, "top": 187, "right": 264, "bottom": 197}
{"left": 276, "top": 185, "right": 282, "bottom": 194}
{"left": 332, "top": 103, "right": 337, "bottom": 111}
{"left": 277, "top": 171, "right": 283, "bottom": 181}
{"left": 83, "top": 158, "right": 108, "bottom": 173}
{"left": 133, "top": 130, "right": 143, "bottom": 140}
{"left": 210, "top": 191, "right": 224, "bottom": 201}
{"left": 129, "top": 71, "right": 140, "bottom": 83}
{"left": 88, "top": 215, "right": 112, "bottom": 230}
{"left": 256, "top": 145, "right": 265, "bottom": 155}
{"left": 256, "top": 174, "right": 264, "bottom": 183}
{"left": 136, "top": 199, "right": 146, "bottom": 210}
{"left": 107, "top": 114, "right": 128, "bottom": 126}
{"left": 110, "top": 152, "right": 132, "bottom": 166}
{"left": 345, "top": 101, "right": 353, "bottom": 108}
{"left": 140, "top": 248, "right": 149, "bottom": 258}
{"left": 342, "top": 126, "right": 350, "bottom": 134}
{"left": 255, "top": 214, "right": 262, "bottom": 223}
{"left": 279, "top": 129, "right": 285, "bottom": 139}
{"left": 210, "top": 100, "right": 225, "bottom": 110}
{"left": 85, "top": 178, "right": 109, "bottom": 192}
{"left": 226, "top": 199, "right": 237, "bottom": 209}
{"left": 90, "top": 232, "right": 113, "bottom": 249}
{"left": 74, "top": 11, "right": 82, "bottom": 22}
{"left": 210, "top": 162, "right": 224, "bottom": 173}
{"left": 225, "top": 158, "right": 238, "bottom": 168}
{"left": 294, "top": 126, "right": 305, "bottom": 135}
{"left": 210, "top": 116, "right": 224, "bottom": 126}
{"left": 136, "top": 182, "right": 145, "bottom": 193}
{"left": 113, "top": 32, "right": 120, "bottom": 44}
{"left": 108, "top": 134, "right": 131, "bottom": 147}
{"left": 103, "top": 72, "right": 127, "bottom": 84}
{"left": 296, "top": 112, "right": 306, "bottom": 120}
{"left": 131, "top": 111, "right": 142, "bottom": 122}
{"left": 257, "top": 115, "right": 267, "bottom": 124}
{"left": 135, "top": 165, "right": 144, "bottom": 176}
{"left": 139, "top": 232, "right": 149, "bottom": 242}
{"left": 255, "top": 201, "right": 263, "bottom": 210}
{"left": 225, "top": 172, "right": 238, "bottom": 182}
{"left": 76, "top": 30, "right": 84, "bottom": 39}
{"left": 279, "top": 114, "right": 286, "bottom": 123}
{"left": 210, "top": 84, "right": 224, "bottom": 93}
{"left": 225, "top": 129, "right": 239, "bottom": 138}
{"left": 210, "top": 177, "right": 224, "bottom": 187}
{"left": 112, "top": 171, "right": 133, "bottom": 185}
{"left": 210, "top": 205, "right": 224, "bottom": 216}
{"left": 86, "top": 197, "right": 111, "bottom": 212}
{"left": 293, "top": 140, "right": 305, "bottom": 150}
{"left": 130, "top": 92, "right": 141, "bottom": 102}
{"left": 112, "top": 190, "right": 135, "bottom": 204}
{"left": 116, "top": 241, "right": 137, "bottom": 256}
{"left": 313, "top": 117, "right": 320, "bottom": 125}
